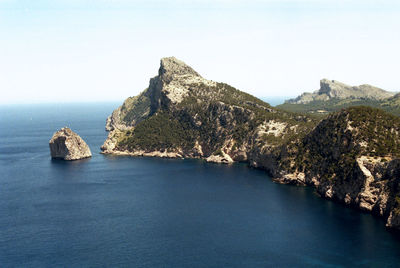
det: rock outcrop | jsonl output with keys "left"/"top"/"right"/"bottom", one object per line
{"left": 49, "top": 127, "right": 92, "bottom": 160}
{"left": 287, "top": 79, "right": 395, "bottom": 104}
{"left": 104, "top": 57, "right": 215, "bottom": 132}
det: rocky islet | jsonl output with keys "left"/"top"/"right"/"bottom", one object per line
{"left": 49, "top": 127, "right": 92, "bottom": 160}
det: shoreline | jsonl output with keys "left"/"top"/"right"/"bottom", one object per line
{"left": 100, "top": 149, "right": 400, "bottom": 232}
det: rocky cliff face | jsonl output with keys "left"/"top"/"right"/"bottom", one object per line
{"left": 277, "top": 156, "right": 400, "bottom": 230}
{"left": 49, "top": 127, "right": 92, "bottom": 160}
{"left": 105, "top": 57, "right": 211, "bottom": 132}
{"left": 275, "top": 106, "right": 400, "bottom": 230}
{"left": 287, "top": 79, "right": 395, "bottom": 104}
{"left": 102, "top": 57, "right": 400, "bottom": 232}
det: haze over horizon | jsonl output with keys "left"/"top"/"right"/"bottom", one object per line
{"left": 1, "top": 0, "right": 399, "bottom": 104}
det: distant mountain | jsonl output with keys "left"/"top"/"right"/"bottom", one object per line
{"left": 287, "top": 79, "right": 395, "bottom": 104}
{"left": 101, "top": 58, "right": 400, "bottom": 231}
{"left": 278, "top": 79, "right": 399, "bottom": 115}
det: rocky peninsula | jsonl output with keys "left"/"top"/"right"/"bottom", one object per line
{"left": 102, "top": 57, "right": 400, "bottom": 231}
{"left": 49, "top": 127, "right": 92, "bottom": 160}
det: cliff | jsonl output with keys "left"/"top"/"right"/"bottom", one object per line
{"left": 102, "top": 57, "right": 400, "bottom": 231}
{"left": 276, "top": 106, "right": 400, "bottom": 230}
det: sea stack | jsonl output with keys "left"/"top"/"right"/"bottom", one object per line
{"left": 49, "top": 127, "right": 92, "bottom": 160}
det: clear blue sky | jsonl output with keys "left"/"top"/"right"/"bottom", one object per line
{"left": 1, "top": 0, "right": 399, "bottom": 104}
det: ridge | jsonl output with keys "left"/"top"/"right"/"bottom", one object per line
{"left": 287, "top": 79, "right": 395, "bottom": 104}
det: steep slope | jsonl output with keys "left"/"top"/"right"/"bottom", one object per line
{"left": 278, "top": 79, "right": 398, "bottom": 115}
{"left": 276, "top": 106, "right": 400, "bottom": 230}
{"left": 380, "top": 93, "right": 400, "bottom": 115}
{"left": 101, "top": 57, "right": 316, "bottom": 164}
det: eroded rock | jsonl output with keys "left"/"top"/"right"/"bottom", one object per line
{"left": 49, "top": 127, "right": 92, "bottom": 160}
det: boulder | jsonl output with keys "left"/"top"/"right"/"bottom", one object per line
{"left": 49, "top": 127, "right": 92, "bottom": 160}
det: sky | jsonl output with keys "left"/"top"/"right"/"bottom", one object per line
{"left": 0, "top": 0, "right": 399, "bottom": 104}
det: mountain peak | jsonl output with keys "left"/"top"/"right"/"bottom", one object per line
{"left": 319, "top": 78, "right": 394, "bottom": 100}
{"left": 320, "top": 78, "right": 348, "bottom": 92}
{"left": 286, "top": 79, "right": 395, "bottom": 104}
{"left": 159, "top": 57, "right": 201, "bottom": 78}
{"left": 319, "top": 79, "right": 354, "bottom": 98}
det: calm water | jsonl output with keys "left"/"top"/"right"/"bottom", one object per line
{"left": 0, "top": 103, "right": 400, "bottom": 267}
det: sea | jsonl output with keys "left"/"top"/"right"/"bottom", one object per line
{"left": 0, "top": 103, "right": 400, "bottom": 267}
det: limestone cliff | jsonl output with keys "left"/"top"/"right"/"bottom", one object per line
{"left": 49, "top": 127, "right": 92, "bottom": 160}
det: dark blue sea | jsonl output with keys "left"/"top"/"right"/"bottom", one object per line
{"left": 1, "top": 103, "right": 400, "bottom": 267}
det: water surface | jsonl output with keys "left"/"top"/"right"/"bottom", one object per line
{"left": 0, "top": 103, "right": 399, "bottom": 267}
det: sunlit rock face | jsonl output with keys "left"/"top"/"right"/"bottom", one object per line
{"left": 49, "top": 127, "right": 92, "bottom": 160}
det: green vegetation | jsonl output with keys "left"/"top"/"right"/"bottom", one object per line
{"left": 117, "top": 111, "right": 196, "bottom": 151}
{"left": 121, "top": 90, "right": 151, "bottom": 125}
{"left": 280, "top": 106, "right": 400, "bottom": 182}
{"left": 277, "top": 97, "right": 400, "bottom": 116}
{"left": 213, "top": 148, "right": 224, "bottom": 156}
{"left": 346, "top": 106, "right": 400, "bottom": 156}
